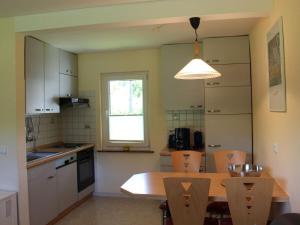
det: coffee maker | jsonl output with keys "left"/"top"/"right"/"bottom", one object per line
{"left": 175, "top": 128, "right": 190, "bottom": 150}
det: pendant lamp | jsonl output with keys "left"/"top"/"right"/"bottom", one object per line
{"left": 174, "top": 17, "right": 221, "bottom": 79}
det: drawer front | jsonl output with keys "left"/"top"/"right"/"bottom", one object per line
{"left": 28, "top": 161, "right": 56, "bottom": 181}
{"left": 160, "top": 156, "right": 172, "bottom": 166}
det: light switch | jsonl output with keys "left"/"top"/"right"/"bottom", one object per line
{"left": 0, "top": 145, "right": 8, "bottom": 156}
{"left": 272, "top": 143, "right": 279, "bottom": 154}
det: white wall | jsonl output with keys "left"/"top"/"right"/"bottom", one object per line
{"left": 78, "top": 48, "right": 166, "bottom": 194}
{"left": 250, "top": 0, "right": 300, "bottom": 212}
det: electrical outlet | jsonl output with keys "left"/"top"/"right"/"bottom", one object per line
{"left": 272, "top": 143, "right": 279, "bottom": 154}
{"left": 0, "top": 145, "right": 8, "bottom": 156}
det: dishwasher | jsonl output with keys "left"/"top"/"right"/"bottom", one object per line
{"left": 55, "top": 153, "right": 78, "bottom": 213}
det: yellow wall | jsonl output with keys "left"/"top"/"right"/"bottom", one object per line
{"left": 0, "top": 18, "right": 29, "bottom": 225}
{"left": 78, "top": 48, "right": 166, "bottom": 194}
{"left": 250, "top": 0, "right": 300, "bottom": 212}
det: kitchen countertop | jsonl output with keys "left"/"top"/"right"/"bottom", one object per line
{"left": 160, "top": 146, "right": 206, "bottom": 156}
{"left": 27, "top": 143, "right": 95, "bottom": 169}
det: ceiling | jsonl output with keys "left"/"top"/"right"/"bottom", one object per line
{"left": 0, "top": 0, "right": 162, "bottom": 17}
{"left": 28, "top": 17, "right": 259, "bottom": 53}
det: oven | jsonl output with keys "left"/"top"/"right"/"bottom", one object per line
{"left": 77, "top": 147, "right": 95, "bottom": 193}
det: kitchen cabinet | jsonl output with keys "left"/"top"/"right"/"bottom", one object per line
{"left": 0, "top": 192, "right": 17, "bottom": 225}
{"left": 44, "top": 44, "right": 60, "bottom": 113}
{"left": 205, "top": 86, "right": 251, "bottom": 114}
{"left": 203, "top": 36, "right": 250, "bottom": 64}
{"left": 160, "top": 44, "right": 204, "bottom": 110}
{"left": 56, "top": 161, "right": 78, "bottom": 213}
{"left": 28, "top": 161, "right": 58, "bottom": 225}
{"left": 204, "top": 64, "right": 251, "bottom": 87}
{"left": 25, "top": 37, "right": 45, "bottom": 114}
{"left": 59, "top": 74, "right": 78, "bottom": 97}
{"left": 59, "top": 50, "right": 78, "bottom": 76}
{"left": 25, "top": 37, "right": 60, "bottom": 114}
{"left": 205, "top": 114, "right": 252, "bottom": 172}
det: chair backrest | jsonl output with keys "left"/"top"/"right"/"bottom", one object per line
{"left": 270, "top": 213, "right": 300, "bottom": 225}
{"left": 224, "top": 177, "right": 274, "bottom": 225}
{"left": 163, "top": 177, "right": 210, "bottom": 225}
{"left": 171, "top": 151, "right": 203, "bottom": 172}
{"left": 213, "top": 150, "right": 246, "bottom": 173}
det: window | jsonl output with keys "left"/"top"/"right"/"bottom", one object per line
{"left": 101, "top": 72, "right": 149, "bottom": 150}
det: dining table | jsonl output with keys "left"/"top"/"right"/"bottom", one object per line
{"left": 120, "top": 171, "right": 289, "bottom": 202}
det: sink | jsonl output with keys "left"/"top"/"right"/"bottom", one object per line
{"left": 27, "top": 152, "right": 58, "bottom": 162}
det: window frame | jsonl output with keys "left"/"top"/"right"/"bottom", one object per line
{"left": 100, "top": 71, "right": 150, "bottom": 151}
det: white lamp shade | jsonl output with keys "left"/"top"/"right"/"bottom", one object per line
{"left": 174, "top": 58, "right": 221, "bottom": 79}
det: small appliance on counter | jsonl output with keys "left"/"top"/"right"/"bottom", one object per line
{"left": 193, "top": 131, "right": 203, "bottom": 149}
{"left": 175, "top": 128, "right": 190, "bottom": 150}
{"left": 168, "top": 131, "right": 176, "bottom": 149}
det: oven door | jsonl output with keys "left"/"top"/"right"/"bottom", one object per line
{"left": 77, "top": 148, "right": 95, "bottom": 192}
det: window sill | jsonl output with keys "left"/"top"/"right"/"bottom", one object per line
{"left": 97, "top": 149, "right": 154, "bottom": 154}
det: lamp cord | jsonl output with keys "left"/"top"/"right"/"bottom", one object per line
{"left": 194, "top": 29, "right": 198, "bottom": 42}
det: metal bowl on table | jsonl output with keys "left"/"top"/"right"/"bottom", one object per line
{"left": 228, "top": 164, "right": 263, "bottom": 177}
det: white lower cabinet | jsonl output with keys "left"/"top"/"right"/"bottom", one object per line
{"left": 28, "top": 162, "right": 58, "bottom": 225}
{"left": 57, "top": 162, "right": 78, "bottom": 213}
{"left": 205, "top": 114, "right": 252, "bottom": 172}
{"left": 0, "top": 192, "right": 17, "bottom": 225}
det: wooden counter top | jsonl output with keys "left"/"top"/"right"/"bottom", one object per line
{"left": 120, "top": 172, "right": 289, "bottom": 202}
{"left": 27, "top": 144, "right": 95, "bottom": 169}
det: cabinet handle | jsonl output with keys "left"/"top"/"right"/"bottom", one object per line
{"left": 66, "top": 69, "right": 69, "bottom": 73}
{"left": 206, "top": 60, "right": 210, "bottom": 63}
{"left": 207, "top": 82, "right": 211, "bottom": 85}
{"left": 212, "top": 82, "right": 220, "bottom": 85}
{"left": 35, "top": 108, "right": 43, "bottom": 112}
{"left": 66, "top": 94, "right": 72, "bottom": 97}
{"left": 212, "top": 59, "right": 220, "bottom": 63}
{"left": 45, "top": 108, "right": 50, "bottom": 112}
{"left": 207, "top": 109, "right": 221, "bottom": 113}
{"left": 208, "top": 144, "right": 222, "bottom": 148}
{"left": 47, "top": 176, "right": 54, "bottom": 179}
{"left": 197, "top": 105, "right": 202, "bottom": 108}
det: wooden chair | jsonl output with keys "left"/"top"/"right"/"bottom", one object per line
{"left": 207, "top": 150, "right": 247, "bottom": 220}
{"left": 213, "top": 149, "right": 247, "bottom": 173}
{"left": 171, "top": 150, "right": 203, "bottom": 172}
{"left": 163, "top": 177, "right": 211, "bottom": 225}
{"left": 224, "top": 177, "right": 274, "bottom": 225}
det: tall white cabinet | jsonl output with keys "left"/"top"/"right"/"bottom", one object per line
{"left": 203, "top": 36, "right": 252, "bottom": 172}
{"left": 160, "top": 44, "right": 204, "bottom": 110}
{"left": 0, "top": 192, "right": 17, "bottom": 225}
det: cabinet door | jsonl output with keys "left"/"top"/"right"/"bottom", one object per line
{"left": 205, "top": 64, "right": 251, "bottom": 87}
{"left": 59, "top": 50, "right": 72, "bottom": 75}
{"left": 205, "top": 114, "right": 252, "bottom": 172}
{"left": 203, "top": 36, "right": 250, "bottom": 64}
{"left": 44, "top": 44, "right": 60, "bottom": 113}
{"left": 57, "top": 162, "right": 78, "bottom": 213}
{"left": 205, "top": 86, "right": 251, "bottom": 114}
{"left": 59, "top": 74, "right": 78, "bottom": 97}
{"left": 28, "top": 162, "right": 58, "bottom": 225}
{"left": 71, "top": 53, "right": 78, "bottom": 77}
{"left": 160, "top": 44, "right": 204, "bottom": 110}
{"left": 0, "top": 194, "right": 17, "bottom": 225}
{"left": 25, "top": 37, "right": 45, "bottom": 114}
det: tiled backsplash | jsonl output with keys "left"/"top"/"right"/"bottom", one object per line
{"left": 26, "top": 114, "right": 61, "bottom": 149}
{"left": 61, "top": 91, "right": 96, "bottom": 144}
{"left": 26, "top": 91, "right": 97, "bottom": 149}
{"left": 166, "top": 109, "right": 205, "bottom": 133}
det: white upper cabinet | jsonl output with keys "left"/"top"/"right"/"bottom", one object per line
{"left": 44, "top": 44, "right": 60, "bottom": 113}
{"left": 26, "top": 37, "right": 45, "bottom": 114}
{"left": 205, "top": 64, "right": 251, "bottom": 87}
{"left": 205, "top": 86, "right": 251, "bottom": 114}
{"left": 59, "top": 50, "right": 77, "bottom": 76}
{"left": 26, "top": 37, "right": 61, "bottom": 114}
{"left": 59, "top": 74, "right": 78, "bottom": 97}
{"left": 160, "top": 44, "right": 204, "bottom": 110}
{"left": 203, "top": 36, "right": 250, "bottom": 64}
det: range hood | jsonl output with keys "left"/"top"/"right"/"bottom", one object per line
{"left": 59, "top": 97, "right": 89, "bottom": 107}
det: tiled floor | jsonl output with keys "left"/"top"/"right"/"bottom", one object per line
{"left": 55, "top": 196, "right": 162, "bottom": 225}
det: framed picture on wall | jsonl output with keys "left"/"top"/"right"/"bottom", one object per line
{"left": 267, "top": 17, "right": 286, "bottom": 112}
